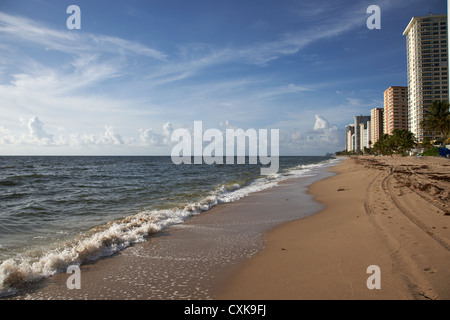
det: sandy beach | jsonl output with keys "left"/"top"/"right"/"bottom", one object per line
{"left": 5, "top": 156, "right": 450, "bottom": 300}
{"left": 218, "top": 156, "right": 450, "bottom": 300}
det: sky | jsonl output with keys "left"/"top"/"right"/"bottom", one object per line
{"left": 0, "top": 0, "right": 447, "bottom": 156}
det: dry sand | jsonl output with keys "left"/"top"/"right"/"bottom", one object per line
{"left": 217, "top": 156, "right": 450, "bottom": 300}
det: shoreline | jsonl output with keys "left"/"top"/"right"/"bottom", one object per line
{"left": 217, "top": 156, "right": 450, "bottom": 300}
{"left": 5, "top": 156, "right": 449, "bottom": 300}
{"left": 5, "top": 160, "right": 336, "bottom": 300}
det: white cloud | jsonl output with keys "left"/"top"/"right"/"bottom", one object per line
{"left": 0, "top": 116, "right": 54, "bottom": 146}
{"left": 0, "top": 12, "right": 166, "bottom": 60}
{"left": 346, "top": 97, "right": 364, "bottom": 107}
{"left": 162, "top": 122, "right": 173, "bottom": 144}
{"left": 0, "top": 12, "right": 174, "bottom": 140}
{"left": 219, "top": 120, "right": 238, "bottom": 130}
{"left": 27, "top": 116, "right": 53, "bottom": 144}
{"left": 67, "top": 132, "right": 96, "bottom": 146}
{"left": 279, "top": 114, "right": 343, "bottom": 154}
{"left": 313, "top": 114, "right": 338, "bottom": 132}
{"left": 139, "top": 122, "right": 174, "bottom": 147}
{"left": 0, "top": 126, "right": 14, "bottom": 144}
{"left": 139, "top": 128, "right": 160, "bottom": 146}
{"left": 0, "top": 117, "right": 139, "bottom": 150}
{"left": 312, "top": 115, "right": 340, "bottom": 145}
{"left": 0, "top": 4, "right": 383, "bottom": 156}
{"left": 138, "top": 1, "right": 378, "bottom": 86}
{"left": 99, "top": 126, "right": 124, "bottom": 145}
{"left": 1, "top": 114, "right": 345, "bottom": 155}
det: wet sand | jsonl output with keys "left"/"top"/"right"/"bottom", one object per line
{"left": 218, "top": 156, "right": 450, "bottom": 300}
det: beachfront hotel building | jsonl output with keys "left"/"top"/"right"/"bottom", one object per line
{"left": 403, "top": 13, "right": 448, "bottom": 142}
{"left": 383, "top": 86, "right": 408, "bottom": 135}
{"left": 370, "top": 108, "right": 384, "bottom": 145}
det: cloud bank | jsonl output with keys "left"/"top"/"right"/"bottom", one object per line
{"left": 0, "top": 115, "right": 342, "bottom": 155}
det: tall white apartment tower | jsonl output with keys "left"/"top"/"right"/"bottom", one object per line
{"left": 403, "top": 13, "right": 448, "bottom": 142}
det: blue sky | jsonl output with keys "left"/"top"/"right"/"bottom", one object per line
{"left": 0, "top": 0, "right": 447, "bottom": 155}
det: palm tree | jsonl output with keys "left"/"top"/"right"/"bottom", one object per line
{"left": 420, "top": 100, "right": 450, "bottom": 141}
{"left": 373, "top": 134, "right": 393, "bottom": 155}
{"left": 373, "top": 130, "right": 416, "bottom": 155}
{"left": 420, "top": 137, "right": 433, "bottom": 150}
{"left": 391, "top": 129, "right": 416, "bottom": 155}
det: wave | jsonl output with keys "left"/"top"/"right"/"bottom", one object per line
{"left": 0, "top": 174, "right": 48, "bottom": 187}
{"left": 0, "top": 157, "right": 340, "bottom": 296}
{"left": 0, "top": 178, "right": 21, "bottom": 187}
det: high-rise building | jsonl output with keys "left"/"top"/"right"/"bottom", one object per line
{"left": 383, "top": 87, "right": 408, "bottom": 135}
{"left": 360, "top": 121, "right": 370, "bottom": 150}
{"left": 403, "top": 13, "right": 448, "bottom": 142}
{"left": 345, "top": 124, "right": 355, "bottom": 152}
{"left": 354, "top": 115, "right": 371, "bottom": 152}
{"left": 370, "top": 107, "right": 384, "bottom": 145}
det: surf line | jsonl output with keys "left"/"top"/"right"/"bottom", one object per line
{"left": 171, "top": 121, "right": 279, "bottom": 175}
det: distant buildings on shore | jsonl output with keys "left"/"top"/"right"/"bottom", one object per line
{"left": 344, "top": 13, "right": 448, "bottom": 152}
{"left": 345, "top": 113, "right": 378, "bottom": 152}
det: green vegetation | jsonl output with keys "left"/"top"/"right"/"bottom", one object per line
{"left": 336, "top": 100, "right": 450, "bottom": 156}
{"left": 421, "top": 147, "right": 440, "bottom": 157}
{"left": 338, "top": 100, "right": 450, "bottom": 157}
{"left": 420, "top": 100, "right": 450, "bottom": 141}
{"left": 336, "top": 129, "right": 416, "bottom": 156}
{"left": 335, "top": 150, "right": 359, "bottom": 156}
{"left": 372, "top": 129, "right": 416, "bottom": 156}
{"left": 335, "top": 129, "right": 416, "bottom": 156}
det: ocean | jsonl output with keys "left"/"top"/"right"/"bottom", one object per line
{"left": 0, "top": 155, "right": 338, "bottom": 296}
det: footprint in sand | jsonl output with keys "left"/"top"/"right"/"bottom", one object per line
{"left": 424, "top": 267, "right": 435, "bottom": 274}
